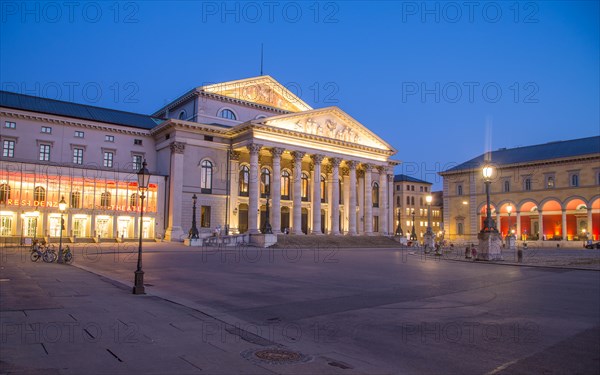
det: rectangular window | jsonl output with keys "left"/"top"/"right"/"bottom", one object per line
{"left": 103, "top": 152, "right": 114, "bottom": 167}
{"left": 373, "top": 216, "right": 379, "bottom": 232}
{"left": 524, "top": 178, "right": 532, "bottom": 191}
{"left": 105, "top": 135, "right": 114, "bottom": 142}
{"left": 570, "top": 174, "right": 579, "bottom": 187}
{"left": 41, "top": 126, "right": 52, "bottom": 134}
{"left": 201, "top": 206, "right": 211, "bottom": 228}
{"left": 4, "top": 121, "right": 16, "bottom": 129}
{"left": 420, "top": 186, "right": 423, "bottom": 192}
{"left": 396, "top": 185, "right": 400, "bottom": 191}
{"left": 74, "top": 131, "right": 84, "bottom": 138}
{"left": 204, "top": 135, "right": 214, "bottom": 142}
{"left": 132, "top": 155, "right": 142, "bottom": 171}
{"left": 2, "top": 140, "right": 15, "bottom": 158}
{"left": 39, "top": 144, "right": 50, "bottom": 161}
{"left": 134, "top": 139, "right": 142, "bottom": 145}
{"left": 73, "top": 148, "right": 83, "bottom": 164}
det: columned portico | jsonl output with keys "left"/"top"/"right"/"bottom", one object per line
{"left": 270, "top": 148, "right": 284, "bottom": 234}
{"left": 247, "top": 143, "right": 262, "bottom": 234}
{"left": 311, "top": 154, "right": 325, "bottom": 235}
{"left": 538, "top": 210, "right": 544, "bottom": 238}
{"left": 363, "top": 164, "right": 373, "bottom": 235}
{"left": 562, "top": 209, "right": 567, "bottom": 239}
{"left": 348, "top": 161, "right": 358, "bottom": 235}
{"left": 291, "top": 151, "right": 305, "bottom": 235}
{"left": 516, "top": 210, "right": 521, "bottom": 237}
{"left": 165, "top": 142, "right": 186, "bottom": 241}
{"left": 330, "top": 158, "right": 342, "bottom": 235}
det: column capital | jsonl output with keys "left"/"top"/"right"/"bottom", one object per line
{"left": 270, "top": 147, "right": 285, "bottom": 158}
{"left": 361, "top": 163, "right": 373, "bottom": 172}
{"left": 340, "top": 167, "right": 350, "bottom": 176}
{"left": 347, "top": 160, "right": 359, "bottom": 169}
{"left": 324, "top": 164, "right": 333, "bottom": 174}
{"left": 247, "top": 143, "right": 263, "bottom": 154}
{"left": 329, "top": 157, "right": 342, "bottom": 167}
{"left": 377, "top": 165, "right": 387, "bottom": 173}
{"left": 357, "top": 169, "right": 365, "bottom": 178}
{"left": 229, "top": 150, "right": 241, "bottom": 161}
{"left": 311, "top": 154, "right": 325, "bottom": 164}
{"left": 291, "top": 151, "right": 306, "bottom": 161}
{"left": 387, "top": 174, "right": 394, "bottom": 182}
{"left": 170, "top": 142, "right": 186, "bottom": 154}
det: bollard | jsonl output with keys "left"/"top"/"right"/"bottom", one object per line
{"left": 517, "top": 248, "right": 523, "bottom": 263}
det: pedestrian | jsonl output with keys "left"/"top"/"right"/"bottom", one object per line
{"left": 471, "top": 245, "right": 477, "bottom": 261}
{"left": 465, "top": 246, "right": 471, "bottom": 259}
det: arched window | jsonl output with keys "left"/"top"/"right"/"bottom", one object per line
{"left": 178, "top": 110, "right": 186, "bottom": 120}
{"left": 457, "top": 222, "right": 464, "bottom": 235}
{"left": 34, "top": 186, "right": 46, "bottom": 202}
{"left": 281, "top": 170, "right": 290, "bottom": 200}
{"left": 320, "top": 175, "right": 326, "bottom": 203}
{"left": 70, "top": 192, "right": 81, "bottom": 209}
{"left": 524, "top": 178, "right": 532, "bottom": 191}
{"left": 0, "top": 184, "right": 10, "bottom": 203}
{"left": 457, "top": 184, "right": 463, "bottom": 196}
{"left": 239, "top": 165, "right": 249, "bottom": 196}
{"left": 301, "top": 172, "right": 309, "bottom": 201}
{"left": 372, "top": 182, "right": 379, "bottom": 207}
{"left": 129, "top": 193, "right": 138, "bottom": 207}
{"left": 100, "top": 192, "right": 111, "bottom": 207}
{"left": 411, "top": 197, "right": 415, "bottom": 205}
{"left": 339, "top": 179, "right": 343, "bottom": 204}
{"left": 571, "top": 174, "right": 579, "bottom": 187}
{"left": 200, "top": 160, "right": 213, "bottom": 194}
{"left": 504, "top": 180, "right": 510, "bottom": 192}
{"left": 260, "top": 168, "right": 271, "bottom": 197}
{"left": 219, "top": 109, "right": 236, "bottom": 120}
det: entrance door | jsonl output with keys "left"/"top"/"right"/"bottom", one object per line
{"left": 320, "top": 209, "right": 326, "bottom": 234}
{"left": 238, "top": 204, "right": 249, "bottom": 233}
{"left": 301, "top": 208, "right": 308, "bottom": 234}
{"left": 73, "top": 218, "right": 87, "bottom": 237}
{"left": 281, "top": 207, "right": 290, "bottom": 233}
{"left": 96, "top": 219, "right": 110, "bottom": 238}
{"left": 23, "top": 217, "right": 37, "bottom": 237}
{"left": 49, "top": 217, "right": 61, "bottom": 237}
{"left": 142, "top": 220, "right": 151, "bottom": 239}
{"left": 0, "top": 216, "right": 12, "bottom": 236}
{"left": 118, "top": 219, "right": 130, "bottom": 239}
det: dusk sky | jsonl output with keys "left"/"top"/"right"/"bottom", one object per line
{"left": 1, "top": 1, "right": 598, "bottom": 189}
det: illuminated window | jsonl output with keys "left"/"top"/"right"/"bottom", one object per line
{"left": 201, "top": 206, "right": 211, "bottom": 227}
{"left": 34, "top": 186, "right": 46, "bottom": 202}
{"left": 132, "top": 155, "right": 143, "bottom": 171}
{"left": 100, "top": 192, "right": 111, "bottom": 207}
{"left": 105, "top": 135, "right": 114, "bottom": 142}
{"left": 339, "top": 179, "right": 343, "bottom": 204}
{"left": 0, "top": 184, "right": 10, "bottom": 203}
{"left": 320, "top": 175, "right": 326, "bottom": 203}
{"left": 70, "top": 192, "right": 81, "bottom": 209}
{"left": 301, "top": 172, "right": 309, "bottom": 201}
{"left": 219, "top": 109, "right": 236, "bottom": 120}
{"left": 103, "top": 152, "right": 113, "bottom": 168}
{"left": 74, "top": 131, "right": 84, "bottom": 138}
{"left": 281, "top": 170, "right": 290, "bottom": 200}
{"left": 129, "top": 193, "right": 138, "bottom": 207}
{"left": 4, "top": 121, "right": 16, "bottom": 129}
{"left": 239, "top": 165, "right": 249, "bottom": 196}
{"left": 261, "top": 168, "right": 271, "bottom": 197}
{"left": 41, "top": 126, "right": 52, "bottom": 134}
{"left": 201, "top": 160, "right": 213, "bottom": 193}
{"left": 73, "top": 148, "right": 83, "bottom": 165}
{"left": 39, "top": 144, "right": 50, "bottom": 161}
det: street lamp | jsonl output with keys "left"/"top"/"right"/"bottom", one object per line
{"left": 133, "top": 160, "right": 150, "bottom": 295}
{"left": 506, "top": 205, "right": 513, "bottom": 235}
{"left": 262, "top": 178, "right": 273, "bottom": 234}
{"left": 410, "top": 210, "right": 417, "bottom": 240}
{"left": 481, "top": 166, "right": 497, "bottom": 233}
{"left": 425, "top": 195, "right": 433, "bottom": 236}
{"left": 188, "top": 194, "right": 199, "bottom": 239}
{"left": 395, "top": 208, "right": 403, "bottom": 236}
{"left": 56, "top": 196, "right": 67, "bottom": 264}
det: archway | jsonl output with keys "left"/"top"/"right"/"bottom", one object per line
{"left": 517, "top": 201, "right": 538, "bottom": 240}
{"left": 592, "top": 197, "right": 600, "bottom": 240}
{"left": 540, "top": 199, "right": 562, "bottom": 240}
{"left": 565, "top": 197, "right": 588, "bottom": 240}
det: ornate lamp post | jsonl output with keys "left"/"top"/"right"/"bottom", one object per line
{"left": 478, "top": 165, "right": 503, "bottom": 261}
{"left": 506, "top": 205, "right": 513, "bottom": 234}
{"left": 395, "top": 208, "right": 403, "bottom": 236}
{"left": 56, "top": 196, "right": 67, "bottom": 264}
{"left": 424, "top": 194, "right": 435, "bottom": 252}
{"left": 133, "top": 160, "right": 151, "bottom": 295}
{"left": 410, "top": 210, "right": 417, "bottom": 241}
{"left": 505, "top": 204, "right": 516, "bottom": 250}
{"left": 262, "top": 181, "right": 273, "bottom": 234}
{"left": 188, "top": 194, "right": 199, "bottom": 239}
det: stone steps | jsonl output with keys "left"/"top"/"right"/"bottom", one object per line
{"left": 272, "top": 235, "right": 399, "bottom": 248}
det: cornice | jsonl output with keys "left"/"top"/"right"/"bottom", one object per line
{"left": 0, "top": 108, "right": 152, "bottom": 137}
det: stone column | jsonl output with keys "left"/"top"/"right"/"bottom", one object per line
{"left": 229, "top": 151, "right": 241, "bottom": 234}
{"left": 363, "top": 164, "right": 373, "bottom": 235}
{"left": 587, "top": 208, "right": 593, "bottom": 239}
{"left": 291, "top": 151, "right": 305, "bottom": 235}
{"left": 247, "top": 143, "right": 262, "bottom": 234}
{"left": 516, "top": 211, "right": 521, "bottom": 239}
{"left": 348, "top": 161, "right": 358, "bottom": 235}
{"left": 388, "top": 173, "right": 394, "bottom": 235}
{"left": 165, "top": 142, "right": 185, "bottom": 241}
{"left": 561, "top": 209, "right": 567, "bottom": 240}
{"left": 378, "top": 167, "right": 388, "bottom": 235}
{"left": 496, "top": 212, "right": 501, "bottom": 235}
{"left": 538, "top": 210, "right": 544, "bottom": 239}
{"left": 357, "top": 169, "right": 365, "bottom": 234}
{"left": 330, "top": 158, "right": 342, "bottom": 235}
{"left": 270, "top": 148, "right": 284, "bottom": 234}
{"left": 311, "top": 154, "right": 325, "bottom": 235}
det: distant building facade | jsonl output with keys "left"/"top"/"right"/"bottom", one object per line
{"left": 1, "top": 76, "right": 399, "bottom": 242}
{"left": 392, "top": 174, "right": 442, "bottom": 239}
{"left": 439, "top": 137, "right": 600, "bottom": 242}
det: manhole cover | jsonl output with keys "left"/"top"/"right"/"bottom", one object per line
{"left": 241, "top": 348, "right": 311, "bottom": 365}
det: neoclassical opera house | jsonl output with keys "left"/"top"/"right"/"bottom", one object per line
{"left": 0, "top": 76, "right": 399, "bottom": 242}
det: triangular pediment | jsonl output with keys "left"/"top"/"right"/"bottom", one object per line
{"left": 200, "top": 76, "right": 312, "bottom": 113}
{"left": 253, "top": 107, "right": 396, "bottom": 152}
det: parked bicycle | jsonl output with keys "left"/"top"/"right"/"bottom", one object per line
{"left": 30, "top": 241, "right": 56, "bottom": 263}
{"left": 60, "top": 245, "right": 73, "bottom": 264}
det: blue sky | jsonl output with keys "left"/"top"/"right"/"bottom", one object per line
{"left": 1, "top": 1, "right": 598, "bottom": 189}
